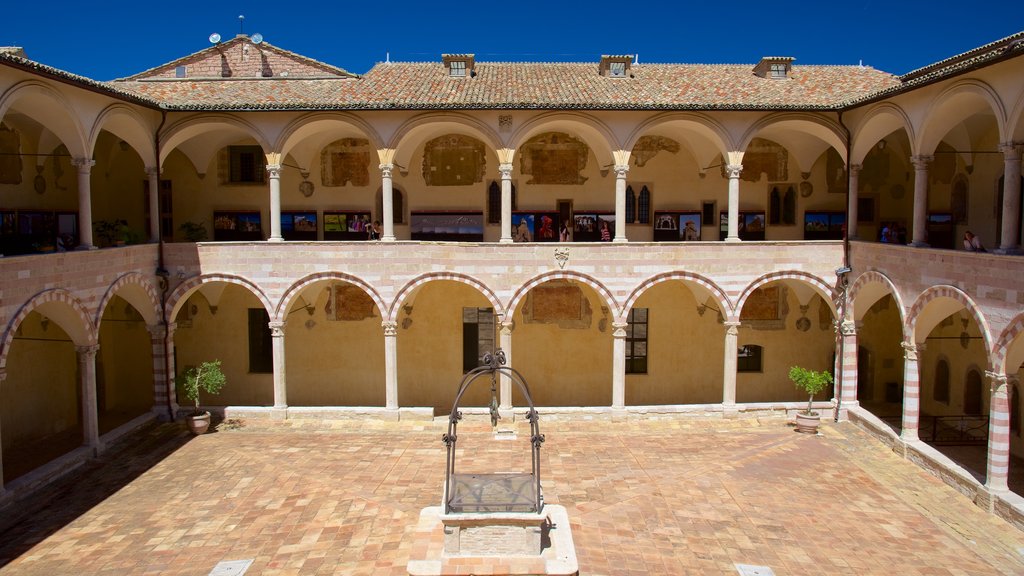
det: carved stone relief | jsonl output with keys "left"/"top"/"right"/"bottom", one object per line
{"left": 631, "top": 135, "right": 680, "bottom": 167}
{"left": 422, "top": 134, "right": 486, "bottom": 186}
{"left": 520, "top": 132, "right": 589, "bottom": 185}
{"left": 321, "top": 138, "right": 371, "bottom": 187}
{"left": 0, "top": 123, "right": 22, "bottom": 184}
{"left": 521, "top": 280, "right": 593, "bottom": 329}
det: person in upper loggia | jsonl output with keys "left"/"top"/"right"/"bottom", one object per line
{"left": 963, "top": 230, "right": 986, "bottom": 252}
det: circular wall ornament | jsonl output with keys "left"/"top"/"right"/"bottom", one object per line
{"left": 299, "top": 180, "right": 314, "bottom": 197}
{"left": 795, "top": 316, "right": 811, "bottom": 332}
{"left": 799, "top": 181, "right": 813, "bottom": 198}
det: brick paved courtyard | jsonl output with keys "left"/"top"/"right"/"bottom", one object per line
{"left": 2, "top": 415, "right": 1023, "bottom": 575}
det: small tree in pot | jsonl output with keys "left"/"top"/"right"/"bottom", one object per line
{"left": 788, "top": 366, "right": 833, "bottom": 434}
{"left": 182, "top": 360, "right": 227, "bottom": 434}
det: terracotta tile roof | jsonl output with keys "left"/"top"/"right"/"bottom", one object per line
{"left": 0, "top": 51, "right": 161, "bottom": 107}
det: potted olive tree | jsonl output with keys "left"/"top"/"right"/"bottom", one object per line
{"left": 788, "top": 366, "right": 833, "bottom": 434}
{"left": 182, "top": 360, "right": 227, "bottom": 434}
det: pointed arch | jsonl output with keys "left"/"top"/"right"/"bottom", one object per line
{"left": 277, "top": 272, "right": 386, "bottom": 322}
{"left": 165, "top": 273, "right": 273, "bottom": 323}
{"left": 0, "top": 289, "right": 96, "bottom": 369}
{"left": 905, "top": 285, "right": 993, "bottom": 354}
{"left": 390, "top": 272, "right": 503, "bottom": 322}
{"left": 95, "top": 272, "right": 162, "bottom": 327}
{"left": 621, "top": 271, "right": 733, "bottom": 320}
{"left": 507, "top": 271, "right": 618, "bottom": 319}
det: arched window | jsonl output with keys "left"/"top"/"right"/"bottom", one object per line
{"left": 486, "top": 181, "right": 517, "bottom": 224}
{"left": 964, "top": 369, "right": 983, "bottom": 415}
{"left": 1011, "top": 383, "right": 1021, "bottom": 436}
{"left": 934, "top": 359, "right": 950, "bottom": 404}
{"left": 625, "top": 185, "right": 636, "bottom": 223}
{"left": 638, "top": 185, "right": 651, "bottom": 224}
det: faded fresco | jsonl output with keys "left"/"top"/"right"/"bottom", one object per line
{"left": 321, "top": 138, "right": 371, "bottom": 187}
{"left": 520, "top": 132, "right": 589, "bottom": 185}
{"left": 422, "top": 134, "right": 486, "bottom": 186}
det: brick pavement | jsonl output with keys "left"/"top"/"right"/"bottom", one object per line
{"left": 1, "top": 416, "right": 1023, "bottom": 575}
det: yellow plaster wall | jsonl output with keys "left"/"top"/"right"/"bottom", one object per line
{"left": 856, "top": 295, "right": 905, "bottom": 404}
{"left": 0, "top": 312, "right": 80, "bottom": 449}
{"left": 625, "top": 282, "right": 726, "bottom": 405}
{"left": 285, "top": 284, "right": 386, "bottom": 406}
{"left": 397, "top": 281, "right": 492, "bottom": 412}
{"left": 918, "top": 316, "right": 990, "bottom": 417}
{"left": 173, "top": 286, "right": 273, "bottom": 406}
{"left": 97, "top": 296, "right": 153, "bottom": 431}
{"left": 89, "top": 132, "right": 148, "bottom": 240}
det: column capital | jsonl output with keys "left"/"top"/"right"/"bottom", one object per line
{"left": 382, "top": 320, "right": 398, "bottom": 336}
{"left": 146, "top": 324, "right": 167, "bottom": 339}
{"left": 145, "top": 166, "right": 161, "bottom": 178}
{"left": 986, "top": 370, "right": 1009, "bottom": 389}
{"left": 910, "top": 155, "right": 933, "bottom": 169}
{"left": 268, "top": 321, "right": 286, "bottom": 337}
{"left": 1000, "top": 143, "right": 1023, "bottom": 159}
{"left": 71, "top": 157, "right": 95, "bottom": 170}
{"left": 611, "top": 321, "right": 628, "bottom": 338}
{"left": 613, "top": 164, "right": 629, "bottom": 178}
{"left": 266, "top": 163, "right": 282, "bottom": 178}
{"left": 498, "top": 163, "right": 513, "bottom": 178}
{"left": 165, "top": 321, "right": 178, "bottom": 337}
{"left": 900, "top": 341, "right": 918, "bottom": 361}
{"left": 379, "top": 163, "right": 394, "bottom": 179}
{"left": 76, "top": 344, "right": 100, "bottom": 357}
{"left": 725, "top": 164, "right": 743, "bottom": 179}
{"left": 500, "top": 319, "right": 515, "bottom": 334}
{"left": 848, "top": 163, "right": 862, "bottom": 175}
{"left": 840, "top": 320, "right": 857, "bottom": 336}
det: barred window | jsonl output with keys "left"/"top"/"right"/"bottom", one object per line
{"left": 229, "top": 146, "right": 266, "bottom": 184}
{"left": 463, "top": 307, "right": 495, "bottom": 372}
{"left": 626, "top": 308, "right": 648, "bottom": 374}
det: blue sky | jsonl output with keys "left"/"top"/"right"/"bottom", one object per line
{"left": 3, "top": 1, "right": 1022, "bottom": 80}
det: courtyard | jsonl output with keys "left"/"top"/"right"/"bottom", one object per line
{"left": 1, "top": 415, "right": 1023, "bottom": 575}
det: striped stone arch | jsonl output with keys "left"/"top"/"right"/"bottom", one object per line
{"left": 993, "top": 312, "right": 1024, "bottom": 374}
{"left": 906, "top": 285, "right": 994, "bottom": 353}
{"left": 736, "top": 271, "right": 837, "bottom": 321}
{"left": 95, "top": 272, "right": 162, "bottom": 327}
{"left": 0, "top": 288, "right": 96, "bottom": 370}
{"left": 389, "top": 272, "right": 503, "bottom": 322}
{"left": 165, "top": 273, "right": 273, "bottom": 323}
{"left": 847, "top": 269, "right": 907, "bottom": 325}
{"left": 277, "top": 272, "right": 386, "bottom": 322}
{"left": 621, "top": 271, "right": 732, "bottom": 319}
{"left": 506, "top": 271, "right": 618, "bottom": 319}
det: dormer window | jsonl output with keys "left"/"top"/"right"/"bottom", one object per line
{"left": 442, "top": 54, "right": 475, "bottom": 78}
{"left": 753, "top": 57, "right": 794, "bottom": 79}
{"left": 599, "top": 55, "right": 634, "bottom": 78}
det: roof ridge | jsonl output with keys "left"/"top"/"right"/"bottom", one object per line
{"left": 900, "top": 30, "right": 1024, "bottom": 80}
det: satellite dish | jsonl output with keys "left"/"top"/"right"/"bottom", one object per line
{"left": 251, "top": 33, "right": 263, "bottom": 45}
{"left": 209, "top": 32, "right": 221, "bottom": 44}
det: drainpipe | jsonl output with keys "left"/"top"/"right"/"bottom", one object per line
{"left": 153, "top": 109, "right": 175, "bottom": 422}
{"left": 835, "top": 110, "right": 853, "bottom": 422}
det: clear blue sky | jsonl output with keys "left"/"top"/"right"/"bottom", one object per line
{"left": 4, "top": 1, "right": 1022, "bottom": 80}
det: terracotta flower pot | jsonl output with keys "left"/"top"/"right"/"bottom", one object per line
{"left": 186, "top": 411, "right": 211, "bottom": 435}
{"left": 795, "top": 411, "right": 821, "bottom": 434}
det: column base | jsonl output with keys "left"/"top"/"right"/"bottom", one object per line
{"left": 724, "top": 236, "right": 741, "bottom": 243}
{"left": 271, "top": 407, "right": 288, "bottom": 420}
{"left": 974, "top": 486, "right": 1006, "bottom": 513}
{"left": 612, "top": 237, "right": 628, "bottom": 243}
{"left": 908, "top": 241, "right": 929, "bottom": 248}
{"left": 994, "top": 245, "right": 1023, "bottom": 255}
{"left": 382, "top": 236, "right": 396, "bottom": 242}
{"left": 267, "top": 237, "right": 284, "bottom": 243}
{"left": 499, "top": 237, "right": 514, "bottom": 244}
{"left": 74, "top": 244, "right": 97, "bottom": 251}
{"left": 722, "top": 403, "right": 739, "bottom": 418}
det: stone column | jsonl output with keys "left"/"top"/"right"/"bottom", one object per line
{"left": 267, "top": 163, "right": 283, "bottom": 242}
{"left": 997, "top": 144, "right": 1022, "bottom": 254}
{"left": 499, "top": 319, "right": 514, "bottom": 409}
{"left": 72, "top": 158, "right": 96, "bottom": 249}
{"left": 147, "top": 324, "right": 175, "bottom": 420}
{"left": 613, "top": 165, "right": 629, "bottom": 243}
{"left": 900, "top": 341, "right": 921, "bottom": 442}
{"left": 910, "top": 155, "right": 932, "bottom": 246}
{"left": 847, "top": 163, "right": 862, "bottom": 240}
{"left": 838, "top": 320, "right": 859, "bottom": 413}
{"left": 269, "top": 321, "right": 287, "bottom": 416}
{"left": 611, "top": 320, "right": 628, "bottom": 408}
{"left": 499, "top": 163, "right": 514, "bottom": 243}
{"left": 985, "top": 372, "right": 1011, "bottom": 492}
{"left": 146, "top": 167, "right": 160, "bottom": 243}
{"left": 722, "top": 321, "right": 741, "bottom": 412}
{"left": 380, "top": 163, "right": 397, "bottom": 242}
{"left": 77, "top": 344, "right": 102, "bottom": 454}
{"left": 383, "top": 321, "right": 398, "bottom": 410}
{"left": 725, "top": 164, "right": 743, "bottom": 242}
{"left": 163, "top": 322, "right": 179, "bottom": 419}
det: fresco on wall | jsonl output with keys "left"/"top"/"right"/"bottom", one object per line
{"left": 725, "top": 138, "right": 788, "bottom": 182}
{"left": 522, "top": 281, "right": 593, "bottom": 329}
{"left": 520, "top": 132, "right": 589, "bottom": 185}
{"left": 321, "top": 138, "right": 371, "bottom": 187}
{"left": 422, "top": 134, "right": 486, "bottom": 186}
{"left": 861, "top": 143, "right": 892, "bottom": 192}
{"left": 0, "top": 124, "right": 22, "bottom": 184}
{"left": 827, "top": 148, "right": 847, "bottom": 194}
{"left": 631, "top": 135, "right": 680, "bottom": 167}
{"left": 327, "top": 284, "right": 376, "bottom": 321}
{"left": 740, "top": 286, "right": 789, "bottom": 330}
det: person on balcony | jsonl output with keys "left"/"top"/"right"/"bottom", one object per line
{"left": 963, "top": 231, "right": 985, "bottom": 252}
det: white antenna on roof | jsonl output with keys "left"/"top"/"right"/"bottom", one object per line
{"left": 635, "top": 53, "right": 639, "bottom": 64}
{"left": 386, "top": 51, "right": 390, "bottom": 64}
{"left": 209, "top": 33, "right": 221, "bottom": 44}
{"left": 238, "top": 15, "right": 245, "bottom": 35}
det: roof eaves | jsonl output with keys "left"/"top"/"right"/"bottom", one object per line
{"left": 0, "top": 52, "right": 162, "bottom": 108}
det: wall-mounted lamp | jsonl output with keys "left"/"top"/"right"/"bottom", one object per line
{"left": 40, "top": 316, "right": 50, "bottom": 332}
{"left": 877, "top": 140, "right": 887, "bottom": 151}
{"left": 835, "top": 266, "right": 851, "bottom": 276}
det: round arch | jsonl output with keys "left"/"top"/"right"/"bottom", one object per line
{"left": 739, "top": 113, "right": 848, "bottom": 174}
{"left": 993, "top": 312, "right": 1024, "bottom": 375}
{"left": 916, "top": 79, "right": 1007, "bottom": 155}
{"left": 94, "top": 272, "right": 162, "bottom": 328}
{"left": 389, "top": 112, "right": 503, "bottom": 170}
{"left": 848, "top": 270, "right": 908, "bottom": 325}
{"left": 506, "top": 271, "right": 618, "bottom": 319}
{"left": 0, "top": 289, "right": 96, "bottom": 370}
{"left": 276, "top": 112, "right": 385, "bottom": 161}
{"left": 165, "top": 273, "right": 274, "bottom": 323}
{"left": 1009, "top": 87, "right": 1024, "bottom": 143}
{"left": 159, "top": 113, "right": 272, "bottom": 165}
{"left": 621, "top": 271, "right": 732, "bottom": 320}
{"left": 736, "top": 271, "right": 838, "bottom": 320}
{"left": 0, "top": 80, "right": 89, "bottom": 158}
{"left": 390, "top": 272, "right": 504, "bottom": 322}
{"left": 509, "top": 112, "right": 618, "bottom": 168}
{"left": 277, "top": 272, "right": 387, "bottom": 322}
{"left": 623, "top": 112, "right": 733, "bottom": 161}
{"left": 89, "top": 104, "right": 157, "bottom": 167}
{"left": 850, "top": 103, "right": 915, "bottom": 164}
{"left": 905, "top": 285, "right": 993, "bottom": 353}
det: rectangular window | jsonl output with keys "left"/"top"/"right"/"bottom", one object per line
{"left": 229, "top": 146, "right": 266, "bottom": 184}
{"left": 462, "top": 307, "right": 495, "bottom": 372}
{"left": 248, "top": 308, "right": 273, "bottom": 373}
{"left": 175, "top": 66, "right": 186, "bottom": 78}
{"left": 770, "top": 63, "right": 787, "bottom": 79}
{"left": 450, "top": 60, "right": 466, "bottom": 77}
{"left": 737, "top": 344, "right": 763, "bottom": 373}
{"left": 626, "top": 308, "right": 648, "bottom": 374}
{"left": 609, "top": 62, "right": 626, "bottom": 77}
